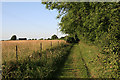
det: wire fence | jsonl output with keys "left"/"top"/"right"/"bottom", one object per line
{"left": 2, "top": 40, "right": 66, "bottom": 62}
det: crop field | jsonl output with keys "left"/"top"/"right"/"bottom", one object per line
{"left": 1, "top": 2, "right": 120, "bottom": 79}
{"left": 2, "top": 40, "right": 66, "bottom": 62}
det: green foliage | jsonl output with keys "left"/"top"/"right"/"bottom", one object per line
{"left": 79, "top": 42, "right": 119, "bottom": 78}
{"left": 42, "top": 2, "right": 120, "bottom": 54}
{"left": 59, "top": 36, "right": 68, "bottom": 40}
{"left": 66, "top": 36, "right": 75, "bottom": 43}
{"left": 51, "top": 34, "right": 58, "bottom": 40}
{"left": 32, "top": 38, "right": 35, "bottom": 40}
{"left": 2, "top": 44, "right": 73, "bottom": 79}
{"left": 39, "top": 38, "right": 43, "bottom": 40}
{"left": 47, "top": 38, "right": 51, "bottom": 40}
{"left": 60, "top": 37, "right": 65, "bottom": 40}
{"left": 10, "top": 35, "right": 17, "bottom": 40}
{"left": 42, "top": 2, "right": 120, "bottom": 78}
{"left": 66, "top": 35, "right": 79, "bottom": 43}
{"left": 28, "top": 39, "right": 31, "bottom": 40}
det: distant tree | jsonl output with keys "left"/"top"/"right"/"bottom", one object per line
{"left": 60, "top": 37, "right": 65, "bottom": 40}
{"left": 32, "top": 38, "right": 34, "bottom": 40}
{"left": 28, "top": 39, "right": 31, "bottom": 40}
{"left": 51, "top": 34, "right": 58, "bottom": 40}
{"left": 19, "top": 38, "right": 27, "bottom": 40}
{"left": 47, "top": 38, "right": 51, "bottom": 40}
{"left": 35, "top": 38, "right": 37, "bottom": 40}
{"left": 11, "top": 35, "right": 17, "bottom": 40}
{"left": 39, "top": 38, "right": 43, "bottom": 40}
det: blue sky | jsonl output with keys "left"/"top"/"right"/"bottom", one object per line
{"left": 2, "top": 2, "right": 65, "bottom": 40}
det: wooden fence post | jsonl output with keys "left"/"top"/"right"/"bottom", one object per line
{"left": 16, "top": 45, "right": 18, "bottom": 61}
{"left": 40, "top": 43, "right": 42, "bottom": 52}
{"left": 58, "top": 41, "right": 59, "bottom": 46}
{"left": 51, "top": 42, "right": 52, "bottom": 48}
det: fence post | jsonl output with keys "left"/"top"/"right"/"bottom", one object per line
{"left": 16, "top": 45, "right": 18, "bottom": 61}
{"left": 51, "top": 42, "right": 52, "bottom": 48}
{"left": 58, "top": 41, "right": 59, "bottom": 46}
{"left": 40, "top": 43, "right": 42, "bottom": 52}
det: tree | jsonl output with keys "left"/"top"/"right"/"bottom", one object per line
{"left": 11, "top": 35, "right": 17, "bottom": 40}
{"left": 32, "top": 38, "right": 34, "bottom": 40}
{"left": 66, "top": 36, "right": 75, "bottom": 43}
{"left": 39, "top": 38, "right": 43, "bottom": 40}
{"left": 51, "top": 34, "right": 58, "bottom": 40}
{"left": 47, "top": 38, "right": 51, "bottom": 40}
{"left": 60, "top": 37, "right": 65, "bottom": 40}
{"left": 42, "top": 2, "right": 120, "bottom": 54}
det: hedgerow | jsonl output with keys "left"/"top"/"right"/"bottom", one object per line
{"left": 2, "top": 43, "right": 73, "bottom": 79}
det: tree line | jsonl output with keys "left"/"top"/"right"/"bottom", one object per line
{"left": 42, "top": 2, "right": 120, "bottom": 54}
{"left": 10, "top": 34, "right": 66, "bottom": 40}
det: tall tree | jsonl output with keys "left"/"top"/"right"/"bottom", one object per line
{"left": 42, "top": 2, "right": 120, "bottom": 54}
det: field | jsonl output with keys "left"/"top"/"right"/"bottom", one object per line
{"left": 2, "top": 41, "right": 72, "bottom": 79}
{"left": 1, "top": 2, "right": 119, "bottom": 79}
{"left": 2, "top": 40, "right": 66, "bottom": 62}
{"left": 1, "top": 40, "right": 119, "bottom": 79}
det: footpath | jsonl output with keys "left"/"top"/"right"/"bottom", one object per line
{"left": 56, "top": 43, "right": 90, "bottom": 78}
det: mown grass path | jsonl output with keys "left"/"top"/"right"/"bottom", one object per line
{"left": 56, "top": 43, "right": 90, "bottom": 78}
{"left": 54, "top": 42, "right": 119, "bottom": 78}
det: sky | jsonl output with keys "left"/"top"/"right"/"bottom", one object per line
{"left": 2, "top": 2, "right": 66, "bottom": 40}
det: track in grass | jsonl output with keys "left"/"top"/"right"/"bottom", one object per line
{"left": 56, "top": 43, "right": 90, "bottom": 78}
{"left": 54, "top": 42, "right": 119, "bottom": 78}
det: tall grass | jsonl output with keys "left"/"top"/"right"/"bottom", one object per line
{"left": 2, "top": 43, "right": 73, "bottom": 79}
{"left": 2, "top": 40, "right": 65, "bottom": 62}
{"left": 79, "top": 42, "right": 119, "bottom": 78}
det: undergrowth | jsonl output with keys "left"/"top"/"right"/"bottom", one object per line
{"left": 79, "top": 42, "right": 119, "bottom": 78}
{"left": 2, "top": 43, "right": 73, "bottom": 79}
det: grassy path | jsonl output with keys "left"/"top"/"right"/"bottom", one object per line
{"left": 56, "top": 43, "right": 90, "bottom": 78}
{"left": 55, "top": 42, "right": 119, "bottom": 78}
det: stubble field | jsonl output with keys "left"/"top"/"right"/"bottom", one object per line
{"left": 2, "top": 40, "right": 66, "bottom": 62}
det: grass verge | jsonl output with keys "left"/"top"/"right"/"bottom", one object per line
{"left": 2, "top": 43, "right": 73, "bottom": 79}
{"left": 79, "top": 42, "right": 119, "bottom": 78}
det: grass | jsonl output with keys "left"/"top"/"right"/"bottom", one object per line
{"left": 2, "top": 43, "right": 73, "bottom": 79}
{"left": 1, "top": 40, "right": 119, "bottom": 79}
{"left": 2, "top": 40, "right": 65, "bottom": 62}
{"left": 54, "top": 44, "right": 89, "bottom": 78}
{"left": 78, "top": 41, "right": 119, "bottom": 78}
{"left": 51, "top": 41, "right": 119, "bottom": 78}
